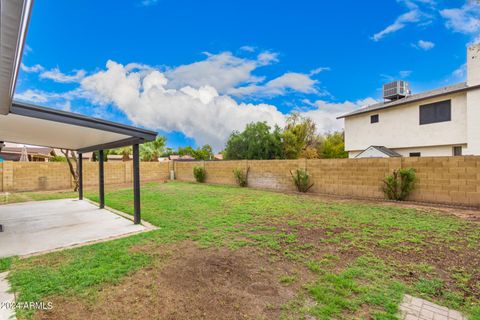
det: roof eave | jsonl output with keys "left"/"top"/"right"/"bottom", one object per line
{"left": 337, "top": 83, "right": 480, "bottom": 120}
{"left": 0, "top": 0, "right": 34, "bottom": 115}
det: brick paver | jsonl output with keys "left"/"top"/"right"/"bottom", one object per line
{"left": 399, "top": 294, "right": 467, "bottom": 320}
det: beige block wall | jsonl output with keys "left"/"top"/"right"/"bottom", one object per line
{"left": 140, "top": 162, "right": 170, "bottom": 182}
{"left": 306, "top": 158, "right": 400, "bottom": 198}
{"left": 174, "top": 161, "right": 199, "bottom": 182}
{"left": 247, "top": 159, "right": 301, "bottom": 191}
{"left": 204, "top": 160, "right": 247, "bottom": 185}
{"left": 171, "top": 157, "right": 480, "bottom": 207}
{"left": 1, "top": 157, "right": 479, "bottom": 207}
{"left": 0, "top": 161, "right": 169, "bottom": 192}
{"left": 2, "top": 162, "right": 73, "bottom": 192}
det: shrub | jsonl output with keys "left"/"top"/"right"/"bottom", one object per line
{"left": 233, "top": 167, "right": 249, "bottom": 187}
{"left": 290, "top": 168, "right": 314, "bottom": 193}
{"left": 383, "top": 168, "right": 416, "bottom": 201}
{"left": 193, "top": 166, "right": 206, "bottom": 183}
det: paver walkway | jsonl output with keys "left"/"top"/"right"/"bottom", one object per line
{"left": 399, "top": 294, "right": 467, "bottom": 320}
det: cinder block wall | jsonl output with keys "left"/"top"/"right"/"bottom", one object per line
{"left": 1, "top": 157, "right": 479, "bottom": 207}
{"left": 0, "top": 161, "right": 170, "bottom": 192}
{"left": 171, "top": 156, "right": 480, "bottom": 207}
{"left": 307, "top": 158, "right": 401, "bottom": 198}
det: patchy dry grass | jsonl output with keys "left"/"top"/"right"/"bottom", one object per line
{"left": 1, "top": 182, "right": 479, "bottom": 319}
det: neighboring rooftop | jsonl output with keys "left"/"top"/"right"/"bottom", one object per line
{"left": 355, "top": 146, "right": 402, "bottom": 158}
{"left": 338, "top": 82, "right": 479, "bottom": 119}
{"left": 1, "top": 146, "right": 52, "bottom": 156}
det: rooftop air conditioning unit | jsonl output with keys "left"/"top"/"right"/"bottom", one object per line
{"left": 383, "top": 80, "right": 410, "bottom": 101}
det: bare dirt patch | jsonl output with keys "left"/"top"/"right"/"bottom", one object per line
{"left": 36, "top": 241, "right": 311, "bottom": 320}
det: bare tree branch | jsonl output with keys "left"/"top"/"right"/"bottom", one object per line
{"left": 61, "top": 149, "right": 79, "bottom": 191}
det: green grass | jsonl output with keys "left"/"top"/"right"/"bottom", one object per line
{"left": 279, "top": 274, "right": 297, "bottom": 285}
{"left": 2, "top": 181, "right": 479, "bottom": 319}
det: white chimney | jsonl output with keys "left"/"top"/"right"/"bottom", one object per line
{"left": 467, "top": 44, "right": 480, "bottom": 86}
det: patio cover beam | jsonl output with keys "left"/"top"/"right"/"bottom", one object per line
{"left": 76, "top": 137, "right": 144, "bottom": 154}
{"left": 78, "top": 153, "right": 83, "bottom": 200}
{"left": 99, "top": 150, "right": 105, "bottom": 209}
{"left": 133, "top": 144, "right": 141, "bottom": 224}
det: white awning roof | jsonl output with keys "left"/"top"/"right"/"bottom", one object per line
{"left": 0, "top": 102, "right": 157, "bottom": 152}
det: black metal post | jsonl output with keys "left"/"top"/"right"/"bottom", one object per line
{"left": 78, "top": 153, "right": 83, "bottom": 200}
{"left": 133, "top": 144, "right": 141, "bottom": 224}
{"left": 99, "top": 150, "right": 105, "bottom": 208}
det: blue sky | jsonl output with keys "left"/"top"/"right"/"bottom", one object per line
{"left": 16, "top": 0, "right": 480, "bottom": 151}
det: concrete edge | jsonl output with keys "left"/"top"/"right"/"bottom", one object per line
{"left": 0, "top": 197, "right": 79, "bottom": 207}
{"left": 82, "top": 198, "right": 158, "bottom": 230}
{"left": 13, "top": 199, "right": 159, "bottom": 259}
{"left": 0, "top": 271, "right": 15, "bottom": 320}
{"left": 18, "top": 226, "right": 156, "bottom": 259}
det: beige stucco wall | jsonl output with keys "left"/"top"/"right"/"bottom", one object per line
{"left": 344, "top": 92, "right": 467, "bottom": 155}
{"left": 465, "top": 88, "right": 480, "bottom": 155}
{"left": 349, "top": 144, "right": 468, "bottom": 158}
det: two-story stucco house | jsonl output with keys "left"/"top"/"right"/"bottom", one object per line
{"left": 338, "top": 44, "right": 480, "bottom": 158}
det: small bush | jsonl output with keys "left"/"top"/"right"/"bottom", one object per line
{"left": 383, "top": 168, "right": 416, "bottom": 201}
{"left": 233, "top": 167, "right": 249, "bottom": 187}
{"left": 193, "top": 166, "right": 206, "bottom": 183}
{"left": 290, "top": 168, "right": 314, "bottom": 193}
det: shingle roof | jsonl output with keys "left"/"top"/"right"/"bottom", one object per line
{"left": 337, "top": 82, "right": 480, "bottom": 119}
{"left": 371, "top": 146, "right": 402, "bottom": 157}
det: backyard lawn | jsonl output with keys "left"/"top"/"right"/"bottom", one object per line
{"left": 1, "top": 181, "right": 479, "bottom": 319}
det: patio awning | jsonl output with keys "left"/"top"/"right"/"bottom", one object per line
{"left": 0, "top": 101, "right": 157, "bottom": 152}
{"left": 0, "top": 0, "right": 157, "bottom": 225}
{"left": 0, "top": 0, "right": 157, "bottom": 152}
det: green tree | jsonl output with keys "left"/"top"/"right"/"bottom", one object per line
{"left": 117, "top": 147, "right": 133, "bottom": 161}
{"left": 177, "top": 144, "right": 213, "bottom": 160}
{"left": 282, "top": 113, "right": 321, "bottom": 159}
{"left": 193, "top": 144, "right": 213, "bottom": 160}
{"left": 140, "top": 136, "right": 167, "bottom": 161}
{"left": 319, "top": 131, "right": 348, "bottom": 158}
{"left": 224, "top": 122, "right": 283, "bottom": 160}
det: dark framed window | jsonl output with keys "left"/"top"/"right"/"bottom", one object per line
{"left": 419, "top": 100, "right": 451, "bottom": 125}
{"left": 409, "top": 152, "right": 421, "bottom": 157}
{"left": 453, "top": 146, "right": 462, "bottom": 156}
{"left": 370, "top": 114, "right": 379, "bottom": 123}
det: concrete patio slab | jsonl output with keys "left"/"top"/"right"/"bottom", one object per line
{"left": 0, "top": 272, "right": 15, "bottom": 320}
{"left": 0, "top": 199, "right": 146, "bottom": 258}
{"left": 399, "top": 294, "right": 467, "bottom": 320}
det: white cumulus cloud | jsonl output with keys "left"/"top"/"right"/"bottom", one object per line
{"left": 229, "top": 72, "right": 320, "bottom": 97}
{"left": 165, "top": 52, "right": 265, "bottom": 93}
{"left": 300, "top": 98, "right": 378, "bottom": 133}
{"left": 16, "top": 51, "right": 374, "bottom": 150}
{"left": 81, "top": 60, "right": 287, "bottom": 149}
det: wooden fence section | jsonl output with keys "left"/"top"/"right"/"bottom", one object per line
{"left": 0, "top": 156, "right": 479, "bottom": 206}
